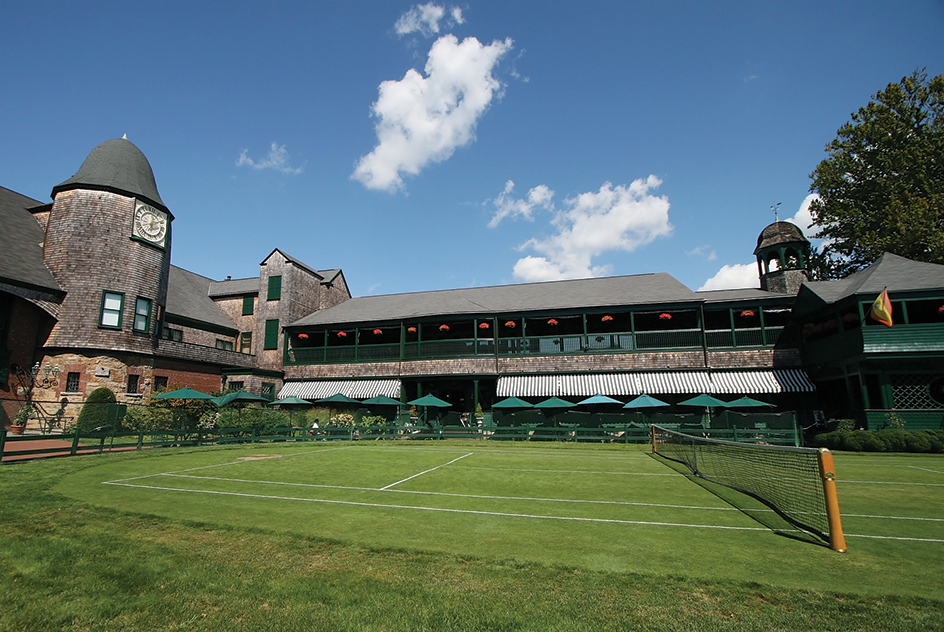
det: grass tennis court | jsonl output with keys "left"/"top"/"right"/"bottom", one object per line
{"left": 4, "top": 441, "right": 944, "bottom": 630}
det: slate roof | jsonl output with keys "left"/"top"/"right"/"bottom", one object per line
{"left": 800, "top": 253, "right": 944, "bottom": 305}
{"left": 167, "top": 266, "right": 238, "bottom": 332}
{"left": 207, "top": 277, "right": 259, "bottom": 298}
{"left": 289, "top": 273, "right": 701, "bottom": 328}
{"left": 51, "top": 138, "right": 170, "bottom": 215}
{"left": 0, "top": 186, "right": 62, "bottom": 295}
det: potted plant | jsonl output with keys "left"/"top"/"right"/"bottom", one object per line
{"left": 11, "top": 404, "right": 31, "bottom": 435}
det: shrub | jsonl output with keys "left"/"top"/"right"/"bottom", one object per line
{"left": 76, "top": 387, "right": 118, "bottom": 431}
{"left": 812, "top": 428, "right": 943, "bottom": 453}
{"left": 122, "top": 405, "right": 176, "bottom": 432}
{"left": 217, "top": 407, "right": 290, "bottom": 429}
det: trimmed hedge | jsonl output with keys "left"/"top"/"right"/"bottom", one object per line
{"left": 75, "top": 387, "right": 118, "bottom": 431}
{"left": 811, "top": 429, "right": 944, "bottom": 453}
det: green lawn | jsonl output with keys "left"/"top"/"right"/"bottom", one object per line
{"left": 2, "top": 441, "right": 942, "bottom": 631}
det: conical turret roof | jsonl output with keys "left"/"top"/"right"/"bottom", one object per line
{"left": 51, "top": 138, "right": 169, "bottom": 215}
{"left": 753, "top": 221, "right": 808, "bottom": 255}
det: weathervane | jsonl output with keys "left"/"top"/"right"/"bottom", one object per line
{"left": 771, "top": 202, "right": 781, "bottom": 222}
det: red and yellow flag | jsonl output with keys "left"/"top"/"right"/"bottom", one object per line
{"left": 869, "top": 288, "right": 893, "bottom": 327}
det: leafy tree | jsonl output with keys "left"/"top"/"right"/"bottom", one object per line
{"left": 809, "top": 70, "right": 944, "bottom": 277}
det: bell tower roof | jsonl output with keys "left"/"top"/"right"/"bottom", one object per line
{"left": 51, "top": 138, "right": 170, "bottom": 215}
{"left": 754, "top": 221, "right": 808, "bottom": 255}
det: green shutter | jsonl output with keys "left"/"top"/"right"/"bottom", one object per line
{"left": 264, "top": 319, "right": 280, "bottom": 350}
{"left": 242, "top": 295, "right": 254, "bottom": 315}
{"left": 267, "top": 275, "right": 282, "bottom": 301}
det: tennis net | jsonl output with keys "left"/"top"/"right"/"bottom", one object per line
{"left": 651, "top": 424, "right": 846, "bottom": 551}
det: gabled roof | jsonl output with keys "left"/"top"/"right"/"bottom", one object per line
{"left": 289, "top": 273, "right": 700, "bottom": 328}
{"left": 167, "top": 266, "right": 238, "bottom": 332}
{"left": 207, "top": 277, "right": 259, "bottom": 298}
{"left": 696, "top": 287, "right": 794, "bottom": 305}
{"left": 800, "top": 253, "right": 944, "bottom": 306}
{"left": 0, "top": 186, "right": 63, "bottom": 295}
{"left": 51, "top": 138, "right": 170, "bottom": 215}
{"left": 260, "top": 248, "right": 323, "bottom": 278}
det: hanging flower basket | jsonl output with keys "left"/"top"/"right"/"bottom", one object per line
{"left": 547, "top": 319, "right": 558, "bottom": 326}
{"left": 297, "top": 333, "right": 309, "bottom": 340}
{"left": 478, "top": 322, "right": 490, "bottom": 329}
{"left": 938, "top": 305, "right": 944, "bottom": 314}
{"left": 337, "top": 331, "right": 347, "bottom": 338}
{"left": 659, "top": 313, "right": 672, "bottom": 320}
{"left": 504, "top": 321, "right": 516, "bottom": 328}
{"left": 439, "top": 324, "right": 450, "bottom": 331}
{"left": 373, "top": 329, "right": 382, "bottom": 335}
{"left": 740, "top": 310, "right": 755, "bottom": 317}
{"left": 407, "top": 326, "right": 417, "bottom": 333}
{"left": 601, "top": 315, "right": 613, "bottom": 322}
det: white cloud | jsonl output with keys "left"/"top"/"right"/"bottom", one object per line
{"left": 698, "top": 263, "right": 759, "bottom": 291}
{"left": 236, "top": 143, "right": 303, "bottom": 174}
{"left": 785, "top": 193, "right": 820, "bottom": 239}
{"left": 353, "top": 34, "right": 512, "bottom": 192}
{"left": 686, "top": 244, "right": 717, "bottom": 261}
{"left": 395, "top": 3, "right": 465, "bottom": 37}
{"left": 488, "top": 180, "right": 554, "bottom": 228}
{"left": 500, "top": 176, "right": 672, "bottom": 282}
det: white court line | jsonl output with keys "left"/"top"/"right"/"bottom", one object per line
{"left": 459, "top": 466, "right": 677, "bottom": 477}
{"left": 839, "top": 480, "right": 944, "bottom": 487}
{"left": 845, "top": 533, "right": 944, "bottom": 543}
{"left": 379, "top": 453, "right": 473, "bottom": 490}
{"left": 908, "top": 466, "right": 944, "bottom": 474}
{"left": 101, "top": 481, "right": 771, "bottom": 533}
{"left": 105, "top": 445, "right": 355, "bottom": 484}
{"left": 153, "top": 473, "right": 742, "bottom": 512}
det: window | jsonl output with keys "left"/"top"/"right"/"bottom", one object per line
{"left": 240, "top": 332, "right": 252, "bottom": 354}
{"left": 264, "top": 319, "right": 280, "bottom": 350}
{"left": 127, "top": 374, "right": 140, "bottom": 394}
{"left": 267, "top": 275, "right": 282, "bottom": 301}
{"left": 153, "top": 376, "right": 168, "bottom": 392}
{"left": 133, "top": 297, "right": 152, "bottom": 333}
{"left": 99, "top": 291, "right": 124, "bottom": 328}
{"left": 261, "top": 382, "right": 275, "bottom": 401}
{"left": 65, "top": 372, "right": 80, "bottom": 392}
{"left": 242, "top": 295, "right": 255, "bottom": 315}
{"left": 215, "top": 339, "right": 234, "bottom": 351}
{"left": 162, "top": 327, "right": 183, "bottom": 342}
{"left": 228, "top": 381, "right": 244, "bottom": 391}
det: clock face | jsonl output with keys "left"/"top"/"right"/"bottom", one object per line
{"left": 133, "top": 201, "right": 168, "bottom": 247}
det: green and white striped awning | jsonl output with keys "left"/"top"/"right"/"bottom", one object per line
{"left": 278, "top": 379, "right": 401, "bottom": 401}
{"left": 497, "top": 370, "right": 814, "bottom": 398}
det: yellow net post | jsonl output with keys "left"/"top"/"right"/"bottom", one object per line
{"left": 817, "top": 448, "right": 847, "bottom": 552}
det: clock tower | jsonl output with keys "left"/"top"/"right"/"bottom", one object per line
{"left": 43, "top": 138, "right": 173, "bottom": 354}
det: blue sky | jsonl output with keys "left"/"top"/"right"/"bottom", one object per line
{"left": 4, "top": 1, "right": 942, "bottom": 297}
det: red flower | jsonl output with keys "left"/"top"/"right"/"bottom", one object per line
{"left": 740, "top": 310, "right": 755, "bottom": 317}
{"left": 938, "top": 305, "right": 944, "bottom": 314}
{"left": 297, "top": 333, "right": 309, "bottom": 340}
{"left": 373, "top": 329, "right": 382, "bottom": 335}
{"left": 407, "top": 326, "right": 417, "bottom": 333}
{"left": 439, "top": 324, "right": 450, "bottom": 331}
{"left": 478, "top": 322, "right": 490, "bottom": 329}
{"left": 547, "top": 319, "right": 558, "bottom": 326}
{"left": 659, "top": 313, "right": 672, "bottom": 320}
{"left": 504, "top": 320, "right": 516, "bottom": 328}
{"left": 601, "top": 315, "right": 613, "bottom": 322}
{"left": 337, "top": 331, "right": 347, "bottom": 337}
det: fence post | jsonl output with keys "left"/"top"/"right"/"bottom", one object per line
{"left": 71, "top": 427, "right": 81, "bottom": 455}
{"left": 0, "top": 426, "right": 6, "bottom": 462}
{"left": 137, "top": 429, "right": 144, "bottom": 450}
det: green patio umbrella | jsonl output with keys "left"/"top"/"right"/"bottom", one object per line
{"left": 678, "top": 394, "right": 729, "bottom": 428}
{"left": 212, "top": 390, "right": 269, "bottom": 406}
{"left": 576, "top": 394, "right": 624, "bottom": 406}
{"left": 316, "top": 393, "right": 362, "bottom": 404}
{"left": 533, "top": 397, "right": 574, "bottom": 408}
{"left": 406, "top": 394, "right": 451, "bottom": 407}
{"left": 270, "top": 396, "right": 312, "bottom": 406}
{"left": 623, "top": 394, "right": 669, "bottom": 409}
{"left": 492, "top": 397, "right": 534, "bottom": 408}
{"left": 362, "top": 395, "right": 403, "bottom": 406}
{"left": 152, "top": 387, "right": 215, "bottom": 400}
{"left": 725, "top": 396, "right": 775, "bottom": 408}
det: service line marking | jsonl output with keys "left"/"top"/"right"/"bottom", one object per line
{"left": 379, "top": 453, "right": 474, "bottom": 490}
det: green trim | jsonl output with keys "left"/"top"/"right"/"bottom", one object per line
{"left": 242, "top": 295, "right": 255, "bottom": 315}
{"left": 164, "top": 312, "right": 238, "bottom": 337}
{"left": 99, "top": 290, "right": 124, "bottom": 329}
{"left": 133, "top": 297, "right": 152, "bottom": 333}
{"left": 221, "top": 367, "right": 284, "bottom": 378}
{"left": 264, "top": 319, "right": 279, "bottom": 350}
